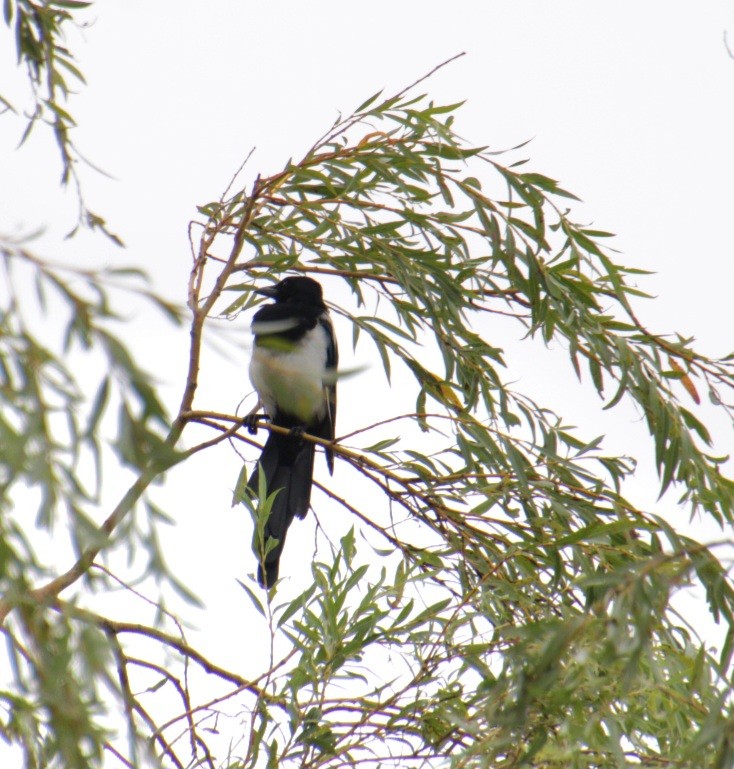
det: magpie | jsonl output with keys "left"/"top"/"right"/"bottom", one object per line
{"left": 246, "top": 276, "right": 337, "bottom": 588}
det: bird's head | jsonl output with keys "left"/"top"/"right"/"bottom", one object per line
{"left": 256, "top": 276, "right": 324, "bottom": 306}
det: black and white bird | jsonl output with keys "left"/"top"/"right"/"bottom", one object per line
{"left": 246, "top": 276, "right": 337, "bottom": 588}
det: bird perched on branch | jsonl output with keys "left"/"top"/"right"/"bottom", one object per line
{"left": 246, "top": 276, "right": 337, "bottom": 588}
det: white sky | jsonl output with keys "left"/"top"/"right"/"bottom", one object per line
{"left": 2, "top": 1, "right": 734, "bottom": 763}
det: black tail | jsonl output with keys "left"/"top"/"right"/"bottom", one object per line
{"left": 248, "top": 430, "right": 315, "bottom": 588}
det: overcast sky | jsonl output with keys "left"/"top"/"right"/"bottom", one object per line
{"left": 2, "top": 2, "right": 734, "bottom": 759}
{"left": 4, "top": 3, "right": 733, "bottom": 358}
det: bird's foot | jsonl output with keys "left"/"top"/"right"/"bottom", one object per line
{"left": 288, "top": 425, "right": 306, "bottom": 443}
{"left": 243, "top": 414, "right": 268, "bottom": 435}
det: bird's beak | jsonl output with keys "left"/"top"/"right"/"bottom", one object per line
{"left": 255, "top": 285, "right": 278, "bottom": 298}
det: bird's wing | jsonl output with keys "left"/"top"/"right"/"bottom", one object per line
{"left": 318, "top": 313, "right": 338, "bottom": 473}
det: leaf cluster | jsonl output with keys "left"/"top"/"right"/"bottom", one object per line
{"left": 0, "top": 237, "right": 187, "bottom": 767}
{"left": 184, "top": 80, "right": 734, "bottom": 768}
{"left": 2, "top": 0, "right": 120, "bottom": 240}
{"left": 231, "top": 531, "right": 731, "bottom": 769}
{"left": 2, "top": 43, "right": 734, "bottom": 769}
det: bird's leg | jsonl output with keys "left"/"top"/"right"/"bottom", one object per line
{"left": 242, "top": 413, "right": 262, "bottom": 435}
{"left": 243, "top": 400, "right": 268, "bottom": 435}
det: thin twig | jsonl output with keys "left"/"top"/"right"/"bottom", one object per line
{"left": 103, "top": 741, "right": 135, "bottom": 768}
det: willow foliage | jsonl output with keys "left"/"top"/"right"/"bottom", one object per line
{"left": 2, "top": 7, "right": 734, "bottom": 768}
{"left": 191, "top": 81, "right": 734, "bottom": 769}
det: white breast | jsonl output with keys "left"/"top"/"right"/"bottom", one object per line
{"left": 249, "top": 324, "right": 329, "bottom": 423}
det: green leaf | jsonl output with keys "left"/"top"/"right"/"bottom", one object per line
{"left": 85, "top": 377, "right": 110, "bottom": 438}
{"left": 237, "top": 578, "right": 267, "bottom": 618}
{"left": 355, "top": 89, "right": 383, "bottom": 113}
